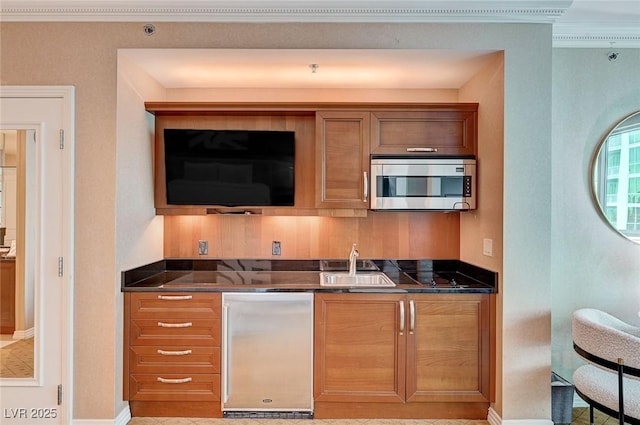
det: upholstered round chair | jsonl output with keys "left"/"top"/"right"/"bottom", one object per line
{"left": 572, "top": 308, "right": 640, "bottom": 425}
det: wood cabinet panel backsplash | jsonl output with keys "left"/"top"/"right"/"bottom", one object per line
{"left": 163, "top": 212, "right": 460, "bottom": 259}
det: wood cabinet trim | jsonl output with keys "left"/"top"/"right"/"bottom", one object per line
{"left": 145, "top": 102, "right": 479, "bottom": 114}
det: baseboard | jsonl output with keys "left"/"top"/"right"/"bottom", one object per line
{"left": 12, "top": 327, "right": 34, "bottom": 339}
{"left": 72, "top": 405, "right": 131, "bottom": 425}
{"left": 488, "top": 407, "right": 502, "bottom": 425}
{"left": 115, "top": 406, "right": 131, "bottom": 425}
{"left": 573, "top": 393, "right": 588, "bottom": 408}
{"left": 487, "top": 407, "right": 554, "bottom": 425}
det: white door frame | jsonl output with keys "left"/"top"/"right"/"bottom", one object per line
{"left": 0, "top": 86, "right": 74, "bottom": 424}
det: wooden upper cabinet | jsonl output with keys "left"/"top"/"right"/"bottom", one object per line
{"left": 315, "top": 111, "right": 370, "bottom": 209}
{"left": 370, "top": 105, "right": 478, "bottom": 156}
{"left": 145, "top": 103, "right": 479, "bottom": 215}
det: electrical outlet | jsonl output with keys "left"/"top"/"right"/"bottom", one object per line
{"left": 272, "top": 241, "right": 281, "bottom": 256}
{"left": 198, "top": 240, "right": 208, "bottom": 255}
{"left": 482, "top": 238, "right": 493, "bottom": 257}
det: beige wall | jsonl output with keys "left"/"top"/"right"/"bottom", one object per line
{"left": 1, "top": 22, "right": 552, "bottom": 421}
{"left": 551, "top": 48, "right": 640, "bottom": 380}
{"left": 459, "top": 52, "right": 505, "bottom": 413}
{"left": 115, "top": 55, "right": 166, "bottom": 416}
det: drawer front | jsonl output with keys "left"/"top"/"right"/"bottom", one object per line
{"left": 129, "top": 373, "right": 220, "bottom": 401}
{"left": 130, "top": 292, "right": 221, "bottom": 319}
{"left": 129, "top": 346, "right": 220, "bottom": 374}
{"left": 131, "top": 318, "right": 220, "bottom": 346}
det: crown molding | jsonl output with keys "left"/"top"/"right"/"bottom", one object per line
{"left": 4, "top": 1, "right": 639, "bottom": 48}
{"left": 0, "top": 1, "right": 571, "bottom": 23}
{"left": 553, "top": 24, "right": 640, "bottom": 48}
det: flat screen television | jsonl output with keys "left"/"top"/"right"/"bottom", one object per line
{"left": 163, "top": 129, "right": 295, "bottom": 207}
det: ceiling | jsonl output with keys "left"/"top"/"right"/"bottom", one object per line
{"left": 121, "top": 49, "right": 501, "bottom": 89}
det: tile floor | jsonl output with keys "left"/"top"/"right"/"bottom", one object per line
{"left": 126, "top": 407, "right": 616, "bottom": 425}
{"left": 571, "top": 407, "right": 620, "bottom": 425}
{"left": 127, "top": 419, "right": 487, "bottom": 425}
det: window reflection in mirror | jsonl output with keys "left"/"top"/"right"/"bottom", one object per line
{"left": 0, "top": 129, "right": 34, "bottom": 379}
{"left": 592, "top": 111, "right": 640, "bottom": 244}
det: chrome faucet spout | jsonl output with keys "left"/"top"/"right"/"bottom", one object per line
{"left": 348, "top": 243, "right": 359, "bottom": 276}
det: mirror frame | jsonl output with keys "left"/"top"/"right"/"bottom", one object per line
{"left": 590, "top": 110, "right": 640, "bottom": 244}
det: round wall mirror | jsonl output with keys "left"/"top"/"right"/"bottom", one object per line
{"left": 591, "top": 110, "right": 640, "bottom": 244}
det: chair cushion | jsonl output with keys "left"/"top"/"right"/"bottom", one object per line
{"left": 573, "top": 309, "right": 640, "bottom": 371}
{"left": 574, "top": 364, "right": 640, "bottom": 419}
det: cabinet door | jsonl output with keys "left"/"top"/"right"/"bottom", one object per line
{"left": 406, "top": 294, "right": 491, "bottom": 402}
{"left": 315, "top": 111, "right": 370, "bottom": 209}
{"left": 314, "top": 293, "right": 405, "bottom": 403}
{"left": 370, "top": 108, "right": 477, "bottom": 156}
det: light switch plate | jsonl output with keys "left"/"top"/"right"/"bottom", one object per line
{"left": 482, "top": 238, "right": 493, "bottom": 257}
{"left": 198, "top": 240, "right": 208, "bottom": 255}
{"left": 272, "top": 241, "right": 281, "bottom": 256}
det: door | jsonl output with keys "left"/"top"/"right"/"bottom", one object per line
{"left": 315, "top": 111, "right": 370, "bottom": 209}
{"left": 0, "top": 87, "right": 74, "bottom": 424}
{"left": 314, "top": 293, "right": 405, "bottom": 403}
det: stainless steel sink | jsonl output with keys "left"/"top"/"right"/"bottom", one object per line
{"left": 320, "top": 272, "right": 396, "bottom": 287}
{"left": 319, "top": 259, "right": 378, "bottom": 271}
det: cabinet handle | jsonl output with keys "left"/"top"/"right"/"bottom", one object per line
{"left": 157, "top": 321, "right": 192, "bottom": 328}
{"left": 399, "top": 301, "right": 405, "bottom": 335}
{"left": 406, "top": 147, "right": 438, "bottom": 152}
{"left": 157, "top": 377, "right": 192, "bottom": 384}
{"left": 409, "top": 300, "right": 415, "bottom": 335}
{"left": 363, "top": 171, "right": 369, "bottom": 202}
{"left": 158, "top": 295, "right": 193, "bottom": 300}
{"left": 157, "top": 349, "right": 192, "bottom": 356}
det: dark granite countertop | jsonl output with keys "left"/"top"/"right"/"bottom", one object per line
{"left": 122, "top": 259, "right": 497, "bottom": 294}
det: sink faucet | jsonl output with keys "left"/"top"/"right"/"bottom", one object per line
{"left": 348, "top": 243, "right": 359, "bottom": 276}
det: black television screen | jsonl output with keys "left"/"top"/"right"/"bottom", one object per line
{"left": 163, "top": 129, "right": 295, "bottom": 207}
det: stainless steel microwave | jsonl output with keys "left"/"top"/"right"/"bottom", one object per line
{"left": 370, "top": 157, "right": 476, "bottom": 211}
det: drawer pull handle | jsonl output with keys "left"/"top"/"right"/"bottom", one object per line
{"left": 157, "top": 377, "right": 192, "bottom": 384}
{"left": 157, "top": 349, "right": 192, "bottom": 356}
{"left": 158, "top": 295, "right": 193, "bottom": 300}
{"left": 157, "top": 322, "right": 192, "bottom": 328}
{"left": 406, "top": 147, "right": 437, "bottom": 152}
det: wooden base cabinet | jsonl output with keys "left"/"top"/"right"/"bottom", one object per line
{"left": 124, "top": 292, "right": 222, "bottom": 418}
{"left": 314, "top": 293, "right": 492, "bottom": 418}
